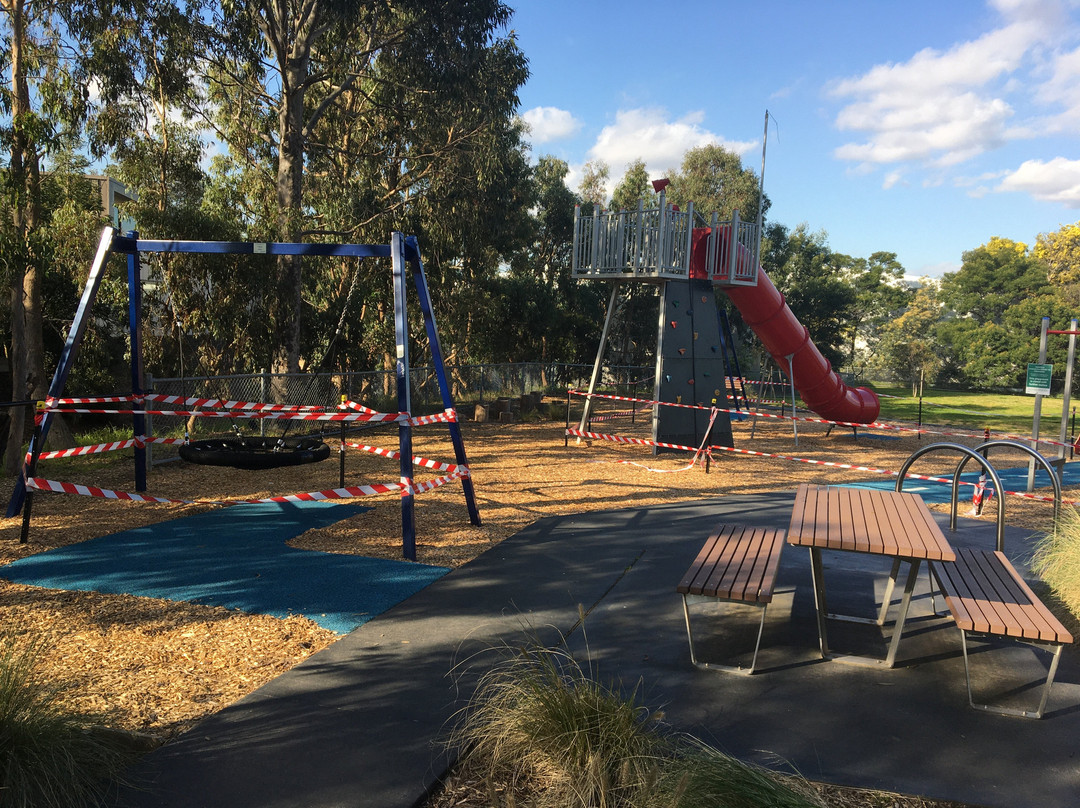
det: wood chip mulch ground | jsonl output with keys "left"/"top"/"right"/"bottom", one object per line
{"left": 0, "top": 407, "right": 1071, "bottom": 806}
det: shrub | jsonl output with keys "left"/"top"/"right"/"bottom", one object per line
{"left": 449, "top": 641, "right": 824, "bottom": 808}
{"left": 1031, "top": 505, "right": 1080, "bottom": 618}
{"left": 0, "top": 634, "right": 136, "bottom": 808}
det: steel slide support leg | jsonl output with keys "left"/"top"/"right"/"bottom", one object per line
{"left": 578, "top": 282, "right": 622, "bottom": 439}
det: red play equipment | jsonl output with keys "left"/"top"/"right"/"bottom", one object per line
{"left": 690, "top": 227, "right": 880, "bottom": 424}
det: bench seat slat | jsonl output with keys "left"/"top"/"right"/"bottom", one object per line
{"left": 677, "top": 525, "right": 785, "bottom": 603}
{"left": 933, "top": 548, "right": 1072, "bottom": 644}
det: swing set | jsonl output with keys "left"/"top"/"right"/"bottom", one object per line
{"left": 6, "top": 228, "right": 481, "bottom": 560}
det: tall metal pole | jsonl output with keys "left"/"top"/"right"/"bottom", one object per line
{"left": 1056, "top": 318, "right": 1077, "bottom": 480}
{"left": 754, "top": 110, "right": 769, "bottom": 270}
{"left": 127, "top": 236, "right": 147, "bottom": 492}
{"left": 1028, "top": 316, "right": 1050, "bottom": 492}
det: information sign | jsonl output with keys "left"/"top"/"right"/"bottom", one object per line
{"left": 1026, "top": 363, "right": 1053, "bottom": 396}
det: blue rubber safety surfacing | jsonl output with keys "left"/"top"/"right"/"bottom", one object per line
{"left": 839, "top": 461, "right": 1080, "bottom": 503}
{"left": 1, "top": 501, "right": 449, "bottom": 635}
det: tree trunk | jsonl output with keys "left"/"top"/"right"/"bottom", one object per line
{"left": 3, "top": 0, "right": 50, "bottom": 472}
{"left": 266, "top": 0, "right": 319, "bottom": 376}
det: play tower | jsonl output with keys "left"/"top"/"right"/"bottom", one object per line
{"left": 572, "top": 185, "right": 879, "bottom": 453}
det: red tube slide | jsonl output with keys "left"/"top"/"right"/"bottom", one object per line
{"left": 690, "top": 228, "right": 879, "bottom": 424}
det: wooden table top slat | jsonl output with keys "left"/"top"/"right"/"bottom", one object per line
{"left": 786, "top": 484, "right": 956, "bottom": 562}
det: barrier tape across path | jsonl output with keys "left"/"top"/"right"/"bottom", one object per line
{"left": 570, "top": 389, "right": 1079, "bottom": 452}
{"left": 570, "top": 419, "right": 1080, "bottom": 506}
{"left": 25, "top": 397, "right": 469, "bottom": 506}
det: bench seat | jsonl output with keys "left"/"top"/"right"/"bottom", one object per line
{"left": 931, "top": 547, "right": 1073, "bottom": 718}
{"left": 677, "top": 524, "right": 785, "bottom": 674}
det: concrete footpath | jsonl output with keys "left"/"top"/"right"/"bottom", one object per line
{"left": 114, "top": 492, "right": 1080, "bottom": 808}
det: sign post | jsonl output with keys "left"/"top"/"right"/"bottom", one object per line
{"left": 1027, "top": 318, "right": 1051, "bottom": 492}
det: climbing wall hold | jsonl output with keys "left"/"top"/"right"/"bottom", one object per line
{"left": 670, "top": 320, "right": 677, "bottom": 329}
{"left": 678, "top": 348, "right": 686, "bottom": 356}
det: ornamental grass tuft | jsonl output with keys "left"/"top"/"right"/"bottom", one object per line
{"left": 0, "top": 633, "right": 136, "bottom": 808}
{"left": 1031, "top": 505, "right": 1080, "bottom": 620}
{"left": 449, "top": 640, "right": 825, "bottom": 808}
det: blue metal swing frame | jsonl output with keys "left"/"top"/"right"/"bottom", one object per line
{"left": 7, "top": 227, "right": 481, "bottom": 560}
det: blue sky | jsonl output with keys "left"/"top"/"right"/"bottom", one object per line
{"left": 509, "top": 0, "right": 1080, "bottom": 278}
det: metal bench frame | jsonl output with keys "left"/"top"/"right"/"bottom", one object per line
{"left": 932, "top": 548, "right": 1072, "bottom": 720}
{"left": 677, "top": 524, "right": 784, "bottom": 675}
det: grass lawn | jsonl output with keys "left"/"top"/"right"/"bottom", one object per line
{"left": 868, "top": 383, "right": 1077, "bottom": 440}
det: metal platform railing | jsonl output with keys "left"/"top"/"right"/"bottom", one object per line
{"left": 572, "top": 197, "right": 759, "bottom": 287}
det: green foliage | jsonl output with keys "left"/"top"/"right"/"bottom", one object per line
{"left": 610, "top": 159, "right": 652, "bottom": 213}
{"left": 843, "top": 251, "right": 912, "bottom": 369}
{"left": 449, "top": 641, "right": 824, "bottom": 808}
{"left": 655, "top": 738, "right": 825, "bottom": 808}
{"left": 876, "top": 285, "right": 943, "bottom": 396}
{"left": 1035, "top": 220, "right": 1080, "bottom": 286}
{"left": 1031, "top": 506, "right": 1080, "bottom": 621}
{"left": 665, "top": 143, "right": 770, "bottom": 224}
{"left": 760, "top": 223, "right": 856, "bottom": 369}
{"left": 939, "top": 237, "right": 1051, "bottom": 325}
{"left": 0, "top": 634, "right": 136, "bottom": 808}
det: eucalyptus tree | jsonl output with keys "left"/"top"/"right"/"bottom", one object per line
{"left": 759, "top": 223, "right": 856, "bottom": 370}
{"left": 577, "top": 158, "right": 608, "bottom": 209}
{"left": 842, "top": 250, "right": 912, "bottom": 370}
{"left": 201, "top": 0, "right": 527, "bottom": 376}
{"left": 665, "top": 143, "right": 769, "bottom": 224}
{"left": 609, "top": 158, "right": 651, "bottom": 213}
{"left": 0, "top": 0, "right": 89, "bottom": 471}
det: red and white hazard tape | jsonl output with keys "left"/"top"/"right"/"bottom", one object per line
{"left": 410, "top": 409, "right": 457, "bottom": 426}
{"left": 143, "top": 394, "right": 322, "bottom": 412}
{"left": 567, "top": 428, "right": 704, "bottom": 455}
{"left": 29, "top": 435, "right": 190, "bottom": 462}
{"left": 27, "top": 465, "right": 471, "bottom": 505}
{"left": 338, "top": 400, "right": 380, "bottom": 413}
{"left": 344, "top": 442, "right": 463, "bottom": 474}
{"left": 571, "top": 388, "right": 1078, "bottom": 450}
{"left": 31, "top": 439, "right": 140, "bottom": 461}
{"left": 46, "top": 407, "right": 406, "bottom": 423}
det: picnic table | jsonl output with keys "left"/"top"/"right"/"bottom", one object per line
{"left": 786, "top": 483, "right": 956, "bottom": 667}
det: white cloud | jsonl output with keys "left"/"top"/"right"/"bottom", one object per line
{"left": 587, "top": 107, "right": 756, "bottom": 185}
{"left": 828, "top": 0, "right": 1072, "bottom": 171}
{"left": 882, "top": 170, "right": 905, "bottom": 189}
{"left": 996, "top": 156, "right": 1080, "bottom": 206}
{"left": 521, "top": 106, "right": 582, "bottom": 144}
